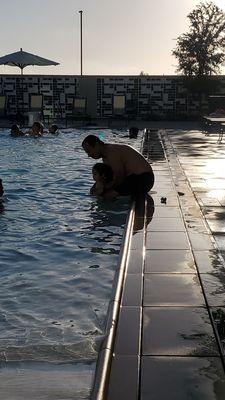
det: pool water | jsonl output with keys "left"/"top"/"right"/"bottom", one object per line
{"left": 0, "top": 128, "right": 142, "bottom": 399}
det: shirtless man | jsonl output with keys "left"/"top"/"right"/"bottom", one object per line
{"left": 82, "top": 135, "right": 154, "bottom": 200}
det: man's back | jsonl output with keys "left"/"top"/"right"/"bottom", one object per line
{"left": 103, "top": 143, "right": 152, "bottom": 184}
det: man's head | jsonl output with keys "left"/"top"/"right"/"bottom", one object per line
{"left": 82, "top": 135, "right": 104, "bottom": 159}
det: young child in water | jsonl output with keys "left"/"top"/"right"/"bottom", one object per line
{"left": 29, "top": 121, "right": 44, "bottom": 137}
{"left": 10, "top": 124, "right": 24, "bottom": 137}
{"left": 90, "top": 163, "right": 114, "bottom": 196}
{"left": 49, "top": 124, "right": 59, "bottom": 134}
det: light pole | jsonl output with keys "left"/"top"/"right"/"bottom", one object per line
{"left": 79, "top": 10, "right": 83, "bottom": 76}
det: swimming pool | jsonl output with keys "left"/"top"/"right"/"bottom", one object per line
{"left": 0, "top": 128, "right": 143, "bottom": 399}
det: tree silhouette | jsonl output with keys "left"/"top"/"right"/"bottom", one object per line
{"left": 172, "top": 2, "right": 225, "bottom": 76}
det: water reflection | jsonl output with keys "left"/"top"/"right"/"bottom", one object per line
{"left": 0, "top": 201, "right": 4, "bottom": 214}
{"left": 133, "top": 195, "right": 155, "bottom": 232}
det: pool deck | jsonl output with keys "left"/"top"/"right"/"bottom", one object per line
{"left": 92, "top": 127, "right": 225, "bottom": 399}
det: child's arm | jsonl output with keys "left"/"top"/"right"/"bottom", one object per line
{"left": 90, "top": 182, "right": 104, "bottom": 196}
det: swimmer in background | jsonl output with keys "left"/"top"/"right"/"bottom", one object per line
{"left": 122, "top": 126, "right": 139, "bottom": 139}
{"left": 10, "top": 124, "right": 25, "bottom": 137}
{"left": 49, "top": 124, "right": 59, "bottom": 135}
{"left": 90, "top": 163, "right": 114, "bottom": 197}
{"left": 29, "top": 121, "right": 44, "bottom": 137}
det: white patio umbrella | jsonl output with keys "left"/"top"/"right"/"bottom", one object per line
{"left": 0, "top": 48, "right": 59, "bottom": 116}
{"left": 0, "top": 48, "right": 59, "bottom": 74}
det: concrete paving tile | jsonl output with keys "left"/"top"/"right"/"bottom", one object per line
{"left": 121, "top": 274, "right": 142, "bottom": 306}
{"left": 207, "top": 219, "right": 225, "bottom": 234}
{"left": 147, "top": 217, "right": 185, "bottom": 232}
{"left": 153, "top": 183, "right": 174, "bottom": 191}
{"left": 126, "top": 249, "right": 143, "bottom": 274}
{"left": 146, "top": 231, "right": 190, "bottom": 250}
{"left": 202, "top": 207, "right": 225, "bottom": 220}
{"left": 206, "top": 179, "right": 225, "bottom": 190}
{"left": 198, "top": 196, "right": 221, "bottom": 207}
{"left": 113, "top": 307, "right": 141, "bottom": 356}
{"left": 107, "top": 355, "right": 139, "bottom": 400}
{"left": 183, "top": 206, "right": 202, "bottom": 218}
{"left": 188, "top": 232, "right": 215, "bottom": 250}
{"left": 153, "top": 173, "right": 170, "bottom": 181}
{"left": 145, "top": 249, "right": 196, "bottom": 273}
{"left": 201, "top": 274, "right": 225, "bottom": 307}
{"left": 215, "top": 235, "right": 225, "bottom": 251}
{"left": 142, "top": 307, "right": 219, "bottom": 356}
{"left": 185, "top": 218, "right": 209, "bottom": 234}
{"left": 149, "top": 206, "right": 181, "bottom": 218}
{"left": 143, "top": 274, "right": 204, "bottom": 306}
{"left": 141, "top": 356, "right": 225, "bottom": 400}
{"left": 130, "top": 232, "right": 145, "bottom": 250}
{"left": 193, "top": 250, "right": 225, "bottom": 273}
{"left": 150, "top": 189, "right": 175, "bottom": 198}
{"left": 150, "top": 195, "right": 179, "bottom": 207}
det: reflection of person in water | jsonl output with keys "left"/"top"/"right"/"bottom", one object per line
{"left": 133, "top": 194, "right": 155, "bottom": 232}
{"left": 0, "top": 179, "right": 4, "bottom": 198}
{"left": 0, "top": 179, "right": 5, "bottom": 213}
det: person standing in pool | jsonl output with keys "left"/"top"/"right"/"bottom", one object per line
{"left": 82, "top": 134, "right": 154, "bottom": 201}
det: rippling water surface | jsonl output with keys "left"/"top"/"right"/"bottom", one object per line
{"left": 0, "top": 128, "right": 142, "bottom": 399}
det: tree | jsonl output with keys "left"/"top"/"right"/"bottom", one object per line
{"left": 139, "top": 71, "right": 149, "bottom": 76}
{"left": 172, "top": 2, "right": 225, "bottom": 76}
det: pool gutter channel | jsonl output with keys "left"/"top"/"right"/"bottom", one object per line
{"left": 91, "top": 202, "right": 135, "bottom": 400}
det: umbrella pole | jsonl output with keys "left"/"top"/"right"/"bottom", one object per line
{"left": 20, "top": 67, "right": 24, "bottom": 124}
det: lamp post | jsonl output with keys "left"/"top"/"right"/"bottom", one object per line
{"left": 79, "top": 10, "right": 83, "bottom": 76}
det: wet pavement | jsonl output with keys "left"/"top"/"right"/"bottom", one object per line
{"left": 103, "top": 128, "right": 225, "bottom": 400}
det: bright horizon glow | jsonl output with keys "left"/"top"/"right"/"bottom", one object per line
{"left": 0, "top": 0, "right": 225, "bottom": 76}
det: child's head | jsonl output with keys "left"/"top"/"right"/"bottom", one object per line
{"left": 11, "top": 124, "right": 20, "bottom": 135}
{"left": 92, "top": 163, "right": 113, "bottom": 183}
{"left": 32, "top": 121, "right": 44, "bottom": 134}
{"left": 49, "top": 124, "right": 58, "bottom": 134}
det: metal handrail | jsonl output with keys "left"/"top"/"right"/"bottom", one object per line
{"left": 91, "top": 202, "right": 135, "bottom": 400}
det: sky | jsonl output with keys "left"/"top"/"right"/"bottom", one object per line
{"left": 0, "top": 0, "right": 225, "bottom": 76}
